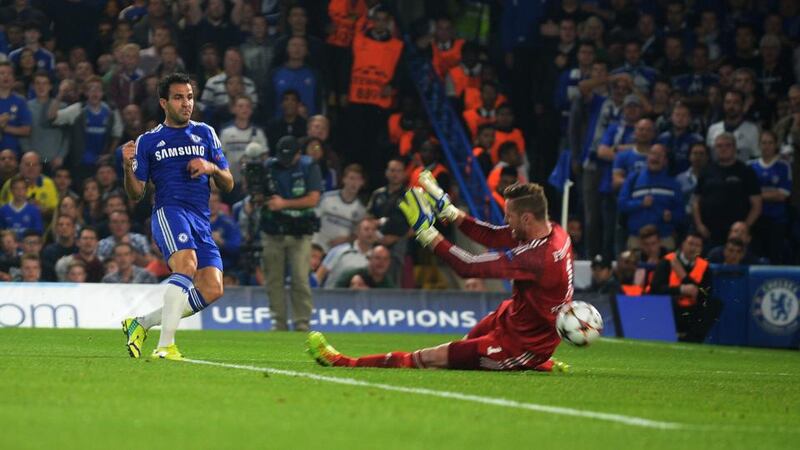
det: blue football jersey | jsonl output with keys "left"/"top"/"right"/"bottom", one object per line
{"left": 748, "top": 158, "right": 792, "bottom": 222}
{"left": 134, "top": 121, "right": 229, "bottom": 217}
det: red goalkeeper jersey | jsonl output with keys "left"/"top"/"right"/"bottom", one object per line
{"left": 433, "top": 216, "right": 574, "bottom": 353}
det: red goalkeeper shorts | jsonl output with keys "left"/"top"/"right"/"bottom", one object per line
{"left": 448, "top": 310, "right": 550, "bottom": 371}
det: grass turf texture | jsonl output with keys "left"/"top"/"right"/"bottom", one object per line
{"left": 0, "top": 328, "right": 798, "bottom": 450}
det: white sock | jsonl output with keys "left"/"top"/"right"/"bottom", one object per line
{"left": 138, "top": 304, "right": 194, "bottom": 330}
{"left": 157, "top": 284, "right": 193, "bottom": 348}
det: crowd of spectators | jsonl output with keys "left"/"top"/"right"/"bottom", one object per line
{"left": 0, "top": 0, "right": 798, "bottom": 297}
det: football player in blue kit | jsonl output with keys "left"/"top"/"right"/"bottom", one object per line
{"left": 121, "top": 72, "right": 234, "bottom": 360}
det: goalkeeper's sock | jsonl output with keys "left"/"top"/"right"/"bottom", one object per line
{"left": 156, "top": 273, "right": 206, "bottom": 348}
{"left": 138, "top": 274, "right": 209, "bottom": 329}
{"left": 335, "top": 351, "right": 424, "bottom": 369}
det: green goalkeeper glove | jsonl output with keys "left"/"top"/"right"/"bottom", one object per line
{"left": 417, "top": 170, "right": 460, "bottom": 224}
{"left": 398, "top": 188, "right": 439, "bottom": 247}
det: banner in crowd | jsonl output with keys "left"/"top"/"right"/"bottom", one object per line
{"left": 0, "top": 283, "right": 613, "bottom": 337}
{"left": 0, "top": 283, "right": 201, "bottom": 330}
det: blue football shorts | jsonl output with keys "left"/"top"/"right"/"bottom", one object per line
{"left": 151, "top": 206, "right": 223, "bottom": 271}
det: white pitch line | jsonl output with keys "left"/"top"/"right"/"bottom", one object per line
{"left": 183, "top": 358, "right": 684, "bottom": 430}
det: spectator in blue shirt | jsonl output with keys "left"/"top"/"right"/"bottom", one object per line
{"left": 7, "top": 22, "right": 54, "bottom": 74}
{"left": 268, "top": 36, "right": 320, "bottom": 119}
{"left": 554, "top": 41, "right": 595, "bottom": 133}
{"left": 0, "top": 175, "right": 43, "bottom": 238}
{"left": 209, "top": 191, "right": 242, "bottom": 274}
{"left": 748, "top": 130, "right": 792, "bottom": 264}
{"left": 613, "top": 117, "right": 655, "bottom": 191}
{"left": 611, "top": 40, "right": 659, "bottom": 93}
{"left": 595, "top": 93, "right": 643, "bottom": 258}
{"left": 0, "top": 61, "right": 32, "bottom": 155}
{"left": 656, "top": 103, "right": 705, "bottom": 174}
{"left": 618, "top": 143, "right": 684, "bottom": 250}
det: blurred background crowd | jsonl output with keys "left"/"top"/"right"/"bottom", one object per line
{"left": 0, "top": 0, "right": 798, "bottom": 294}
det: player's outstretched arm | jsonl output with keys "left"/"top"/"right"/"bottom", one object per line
{"left": 122, "top": 140, "right": 146, "bottom": 201}
{"left": 418, "top": 170, "right": 516, "bottom": 248}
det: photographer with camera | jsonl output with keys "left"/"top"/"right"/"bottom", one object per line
{"left": 248, "top": 135, "right": 321, "bottom": 331}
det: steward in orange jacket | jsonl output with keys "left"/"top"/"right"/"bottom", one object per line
{"left": 649, "top": 232, "right": 721, "bottom": 342}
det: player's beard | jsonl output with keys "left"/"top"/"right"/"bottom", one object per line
{"left": 167, "top": 104, "right": 192, "bottom": 126}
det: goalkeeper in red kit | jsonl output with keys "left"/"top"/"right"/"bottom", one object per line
{"left": 306, "top": 171, "right": 573, "bottom": 371}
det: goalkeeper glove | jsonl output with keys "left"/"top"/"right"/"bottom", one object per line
{"left": 417, "top": 170, "right": 460, "bottom": 223}
{"left": 398, "top": 188, "right": 439, "bottom": 247}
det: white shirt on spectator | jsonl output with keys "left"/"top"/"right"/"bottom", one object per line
{"left": 320, "top": 241, "right": 368, "bottom": 288}
{"left": 706, "top": 120, "right": 760, "bottom": 162}
{"left": 313, "top": 190, "right": 366, "bottom": 252}
{"left": 219, "top": 122, "right": 268, "bottom": 182}
{"left": 201, "top": 72, "right": 258, "bottom": 109}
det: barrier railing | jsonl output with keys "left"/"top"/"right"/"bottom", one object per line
{"left": 403, "top": 36, "right": 504, "bottom": 224}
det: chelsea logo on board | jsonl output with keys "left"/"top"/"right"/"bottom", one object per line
{"left": 752, "top": 278, "right": 800, "bottom": 335}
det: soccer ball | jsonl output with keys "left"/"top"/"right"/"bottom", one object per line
{"left": 556, "top": 301, "right": 603, "bottom": 346}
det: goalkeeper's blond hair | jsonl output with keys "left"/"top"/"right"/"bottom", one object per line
{"left": 503, "top": 183, "right": 548, "bottom": 222}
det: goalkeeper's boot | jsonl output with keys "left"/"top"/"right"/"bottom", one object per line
{"left": 534, "top": 358, "right": 570, "bottom": 374}
{"left": 121, "top": 318, "right": 147, "bottom": 359}
{"left": 150, "top": 344, "right": 184, "bottom": 361}
{"left": 305, "top": 331, "right": 343, "bottom": 367}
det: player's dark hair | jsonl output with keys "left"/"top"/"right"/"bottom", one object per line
{"left": 158, "top": 72, "right": 192, "bottom": 100}
{"left": 503, "top": 183, "right": 548, "bottom": 221}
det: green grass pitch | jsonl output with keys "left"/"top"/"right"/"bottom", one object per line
{"left": 0, "top": 328, "right": 798, "bottom": 450}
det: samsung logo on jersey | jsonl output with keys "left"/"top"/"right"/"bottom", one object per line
{"left": 154, "top": 145, "right": 206, "bottom": 161}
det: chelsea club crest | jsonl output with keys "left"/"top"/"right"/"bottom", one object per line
{"left": 752, "top": 279, "right": 800, "bottom": 335}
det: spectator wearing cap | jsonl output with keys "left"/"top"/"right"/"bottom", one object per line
{"left": 693, "top": 133, "right": 762, "bottom": 250}
{"left": 259, "top": 135, "right": 322, "bottom": 331}
{"left": 7, "top": 22, "right": 54, "bottom": 73}
{"left": 219, "top": 95, "right": 268, "bottom": 183}
{"left": 618, "top": 143, "right": 684, "bottom": 250}
{"left": 583, "top": 254, "right": 618, "bottom": 295}
{"left": 706, "top": 90, "right": 760, "bottom": 162}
